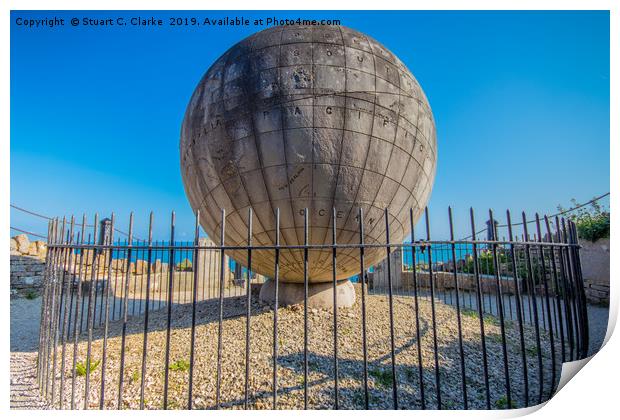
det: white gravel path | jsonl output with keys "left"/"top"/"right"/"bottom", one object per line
{"left": 10, "top": 352, "right": 49, "bottom": 409}
{"left": 10, "top": 297, "right": 49, "bottom": 409}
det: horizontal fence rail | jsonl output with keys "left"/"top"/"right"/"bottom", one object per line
{"left": 37, "top": 207, "right": 589, "bottom": 410}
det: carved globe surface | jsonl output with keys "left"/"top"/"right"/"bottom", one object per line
{"left": 180, "top": 25, "right": 436, "bottom": 282}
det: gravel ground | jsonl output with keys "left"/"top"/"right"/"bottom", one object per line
{"left": 394, "top": 288, "right": 611, "bottom": 357}
{"left": 10, "top": 352, "right": 50, "bottom": 410}
{"left": 10, "top": 297, "right": 49, "bottom": 410}
{"left": 11, "top": 296, "right": 43, "bottom": 352}
{"left": 46, "top": 284, "right": 560, "bottom": 410}
{"left": 12, "top": 287, "right": 610, "bottom": 410}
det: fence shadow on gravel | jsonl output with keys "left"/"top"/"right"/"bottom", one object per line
{"left": 36, "top": 206, "right": 589, "bottom": 410}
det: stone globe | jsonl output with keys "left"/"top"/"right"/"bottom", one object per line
{"left": 180, "top": 25, "right": 436, "bottom": 298}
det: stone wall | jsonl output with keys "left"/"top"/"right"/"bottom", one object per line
{"left": 371, "top": 247, "right": 517, "bottom": 294}
{"left": 370, "top": 235, "right": 610, "bottom": 305}
{"left": 579, "top": 238, "right": 610, "bottom": 305}
{"left": 10, "top": 234, "right": 47, "bottom": 298}
{"left": 54, "top": 238, "right": 238, "bottom": 296}
{"left": 11, "top": 256, "right": 46, "bottom": 297}
{"left": 372, "top": 269, "right": 517, "bottom": 295}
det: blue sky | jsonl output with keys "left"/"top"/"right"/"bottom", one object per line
{"left": 10, "top": 10, "right": 609, "bottom": 240}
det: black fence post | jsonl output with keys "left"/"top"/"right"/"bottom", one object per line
{"left": 33, "top": 206, "right": 590, "bottom": 411}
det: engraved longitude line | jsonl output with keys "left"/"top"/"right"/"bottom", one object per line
{"left": 339, "top": 181, "right": 418, "bottom": 264}
{"left": 276, "top": 26, "right": 304, "bottom": 266}
{"left": 182, "top": 94, "right": 221, "bottom": 239}
{"left": 309, "top": 25, "right": 317, "bottom": 249}
{"left": 242, "top": 32, "right": 299, "bottom": 270}
{"left": 201, "top": 35, "right": 289, "bottom": 270}
{"left": 390, "top": 86, "right": 436, "bottom": 231}
{"left": 336, "top": 33, "right": 380, "bottom": 258}
{"left": 309, "top": 30, "right": 337, "bottom": 278}
{"left": 204, "top": 130, "right": 422, "bottom": 210}
{"left": 187, "top": 84, "right": 229, "bottom": 238}
{"left": 390, "top": 80, "right": 434, "bottom": 225}
{"left": 189, "top": 53, "right": 249, "bottom": 246}
{"left": 191, "top": 163, "right": 223, "bottom": 239}
{"left": 198, "top": 49, "right": 255, "bottom": 247}
{"left": 316, "top": 26, "right": 348, "bottom": 256}
{"left": 231, "top": 244, "right": 384, "bottom": 281}
{"left": 189, "top": 168, "right": 221, "bottom": 239}
{"left": 310, "top": 29, "right": 346, "bottom": 273}
{"left": 365, "top": 55, "right": 405, "bottom": 244}
{"left": 314, "top": 42, "right": 379, "bottom": 272}
{"left": 228, "top": 237, "right": 394, "bottom": 279}
{"left": 392, "top": 103, "right": 425, "bottom": 234}
{"left": 214, "top": 43, "right": 273, "bottom": 252}
{"left": 349, "top": 61, "right": 416, "bottom": 248}
{"left": 222, "top": 28, "right": 280, "bottom": 249}
{"left": 195, "top": 166, "right": 248, "bottom": 248}
{"left": 396, "top": 189, "right": 423, "bottom": 224}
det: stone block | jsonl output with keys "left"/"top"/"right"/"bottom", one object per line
{"left": 133, "top": 259, "right": 149, "bottom": 274}
{"left": 152, "top": 259, "right": 169, "bottom": 273}
{"left": 259, "top": 278, "right": 355, "bottom": 308}
{"left": 15, "top": 234, "right": 30, "bottom": 254}
{"left": 34, "top": 241, "right": 48, "bottom": 259}
{"left": 27, "top": 242, "right": 39, "bottom": 256}
{"left": 111, "top": 258, "right": 128, "bottom": 273}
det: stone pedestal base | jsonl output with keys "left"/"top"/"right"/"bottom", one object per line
{"left": 259, "top": 279, "right": 356, "bottom": 309}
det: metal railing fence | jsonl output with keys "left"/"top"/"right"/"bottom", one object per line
{"left": 36, "top": 206, "right": 589, "bottom": 410}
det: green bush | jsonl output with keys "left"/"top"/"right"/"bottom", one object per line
{"left": 176, "top": 258, "right": 193, "bottom": 272}
{"left": 559, "top": 198, "right": 610, "bottom": 242}
{"left": 462, "top": 249, "right": 509, "bottom": 276}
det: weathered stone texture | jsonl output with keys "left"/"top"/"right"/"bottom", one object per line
{"left": 180, "top": 25, "right": 437, "bottom": 283}
{"left": 196, "top": 237, "right": 234, "bottom": 288}
{"left": 580, "top": 238, "right": 610, "bottom": 305}
{"left": 10, "top": 255, "right": 45, "bottom": 298}
{"left": 259, "top": 278, "right": 355, "bottom": 308}
{"left": 14, "top": 234, "right": 31, "bottom": 254}
{"left": 10, "top": 234, "right": 47, "bottom": 297}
